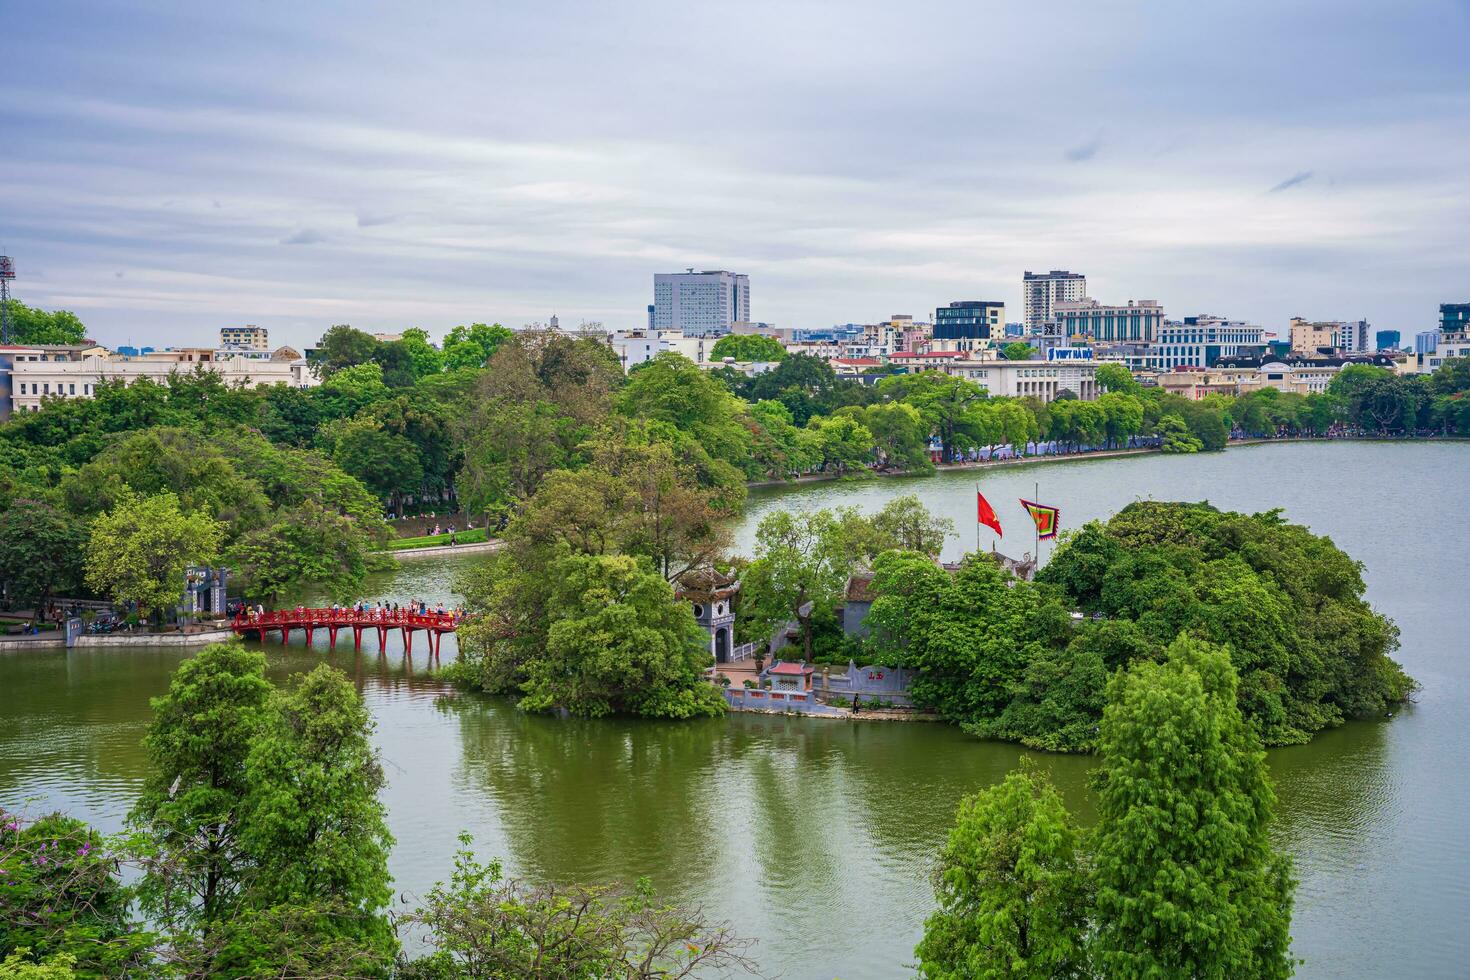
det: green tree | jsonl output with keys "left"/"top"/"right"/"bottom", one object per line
{"left": 709, "top": 334, "right": 787, "bottom": 362}
{"left": 315, "top": 325, "right": 381, "bottom": 377}
{"left": 0, "top": 299, "right": 87, "bottom": 346}
{"left": 1094, "top": 363, "right": 1140, "bottom": 394}
{"left": 869, "top": 494, "right": 954, "bottom": 555}
{"left": 1001, "top": 341, "right": 1035, "bottom": 361}
{"left": 739, "top": 509, "right": 854, "bottom": 659}
{"left": 128, "top": 641, "right": 274, "bottom": 931}
{"left": 915, "top": 767, "right": 1090, "bottom": 980}
{"left": 313, "top": 362, "right": 391, "bottom": 420}
{"left": 857, "top": 401, "right": 933, "bottom": 472}
{"left": 1157, "top": 413, "right": 1202, "bottom": 453}
{"left": 229, "top": 502, "right": 376, "bottom": 603}
{"left": 520, "top": 553, "right": 725, "bottom": 719}
{"left": 1091, "top": 635, "right": 1296, "bottom": 978}
{"left": 442, "top": 322, "right": 513, "bottom": 371}
{"left": 84, "top": 492, "right": 223, "bottom": 618}
{"left": 866, "top": 552, "right": 1061, "bottom": 720}
{"left": 0, "top": 812, "right": 151, "bottom": 977}
{"left": 401, "top": 836, "right": 756, "bottom": 979}
{"left": 394, "top": 327, "right": 444, "bottom": 379}
{"left": 326, "top": 416, "right": 425, "bottom": 506}
{"left": 0, "top": 500, "right": 84, "bottom": 621}
{"left": 240, "top": 665, "right": 396, "bottom": 963}
{"left": 807, "top": 412, "right": 875, "bottom": 473}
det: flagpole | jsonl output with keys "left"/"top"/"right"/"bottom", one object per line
{"left": 1034, "top": 480, "right": 1040, "bottom": 565}
{"left": 975, "top": 483, "right": 980, "bottom": 555}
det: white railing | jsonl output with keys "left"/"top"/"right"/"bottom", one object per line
{"left": 730, "top": 641, "right": 758, "bottom": 662}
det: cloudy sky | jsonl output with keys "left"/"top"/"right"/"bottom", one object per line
{"left": 5, "top": 0, "right": 1469, "bottom": 349}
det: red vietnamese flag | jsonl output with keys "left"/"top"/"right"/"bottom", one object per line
{"left": 977, "top": 489, "right": 1003, "bottom": 537}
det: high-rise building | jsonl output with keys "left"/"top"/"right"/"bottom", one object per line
{"left": 219, "top": 324, "right": 269, "bottom": 350}
{"left": 1441, "top": 303, "right": 1470, "bottom": 333}
{"left": 1415, "top": 330, "right": 1439, "bottom": 355}
{"left": 1376, "top": 330, "right": 1401, "bottom": 351}
{"left": 1022, "top": 270, "right": 1086, "bottom": 334}
{"left": 932, "top": 301, "right": 1005, "bottom": 353}
{"left": 1050, "top": 298, "right": 1162, "bottom": 344}
{"left": 652, "top": 270, "right": 750, "bottom": 337}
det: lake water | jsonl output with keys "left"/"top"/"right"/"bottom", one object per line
{"left": 2, "top": 442, "right": 1467, "bottom": 979}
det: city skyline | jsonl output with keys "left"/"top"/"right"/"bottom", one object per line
{"left": 3, "top": 1, "right": 1468, "bottom": 349}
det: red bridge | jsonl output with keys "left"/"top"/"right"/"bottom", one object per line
{"left": 231, "top": 607, "right": 462, "bottom": 655}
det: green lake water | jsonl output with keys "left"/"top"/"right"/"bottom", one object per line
{"left": 2, "top": 442, "right": 1467, "bottom": 978}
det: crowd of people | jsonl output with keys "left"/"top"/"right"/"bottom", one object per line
{"left": 239, "top": 600, "right": 467, "bottom": 622}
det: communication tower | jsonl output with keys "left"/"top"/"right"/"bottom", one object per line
{"left": 0, "top": 255, "right": 13, "bottom": 345}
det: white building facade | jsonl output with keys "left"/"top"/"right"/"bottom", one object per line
{"left": 1023, "top": 270, "right": 1086, "bottom": 334}
{"left": 652, "top": 270, "right": 750, "bottom": 337}
{"left": 1146, "top": 315, "right": 1267, "bottom": 370}
{"left": 6, "top": 349, "right": 318, "bottom": 415}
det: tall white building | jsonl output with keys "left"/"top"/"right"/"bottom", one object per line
{"left": 1023, "top": 270, "right": 1087, "bottom": 334}
{"left": 652, "top": 270, "right": 750, "bottom": 337}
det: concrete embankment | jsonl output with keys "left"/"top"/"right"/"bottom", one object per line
{"left": 1, "top": 627, "right": 237, "bottom": 653}
{"left": 385, "top": 539, "right": 503, "bottom": 559}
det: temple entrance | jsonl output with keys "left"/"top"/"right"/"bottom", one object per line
{"left": 715, "top": 626, "right": 730, "bottom": 663}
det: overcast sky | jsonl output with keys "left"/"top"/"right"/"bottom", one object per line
{"left": 4, "top": 0, "right": 1469, "bottom": 349}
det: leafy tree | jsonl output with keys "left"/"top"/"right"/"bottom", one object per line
{"left": 0, "top": 950, "right": 78, "bottom": 979}
{"left": 743, "top": 353, "right": 861, "bottom": 424}
{"left": 866, "top": 552, "right": 1064, "bottom": 719}
{"left": 401, "top": 835, "right": 757, "bottom": 979}
{"left": 128, "top": 641, "right": 274, "bottom": 931}
{"left": 739, "top": 509, "right": 855, "bottom": 658}
{"left": 856, "top": 401, "right": 932, "bottom": 472}
{"left": 315, "top": 325, "right": 381, "bottom": 376}
{"left": 1039, "top": 502, "right": 1413, "bottom": 745}
{"left": 1091, "top": 635, "right": 1296, "bottom": 978}
{"left": 617, "top": 353, "right": 752, "bottom": 473}
{"left": 442, "top": 322, "right": 513, "bottom": 372}
{"left": 1097, "top": 392, "right": 1144, "bottom": 448}
{"left": 240, "top": 665, "right": 396, "bottom": 963}
{"left": 256, "top": 383, "right": 322, "bottom": 447}
{"left": 749, "top": 399, "right": 821, "bottom": 476}
{"left": 84, "top": 492, "right": 223, "bottom": 618}
{"left": 325, "top": 416, "right": 425, "bottom": 506}
{"left": 0, "top": 812, "right": 151, "bottom": 977}
{"left": 313, "top": 362, "right": 391, "bottom": 420}
{"left": 915, "top": 767, "right": 1090, "bottom": 980}
{"left": 869, "top": 494, "right": 954, "bottom": 555}
{"left": 229, "top": 502, "right": 376, "bottom": 603}
{"left": 807, "top": 412, "right": 875, "bottom": 473}
{"left": 0, "top": 299, "right": 87, "bottom": 346}
{"left": 709, "top": 334, "right": 787, "bottom": 362}
{"left": 1157, "top": 413, "right": 1202, "bottom": 453}
{"left": 520, "top": 553, "right": 725, "bottom": 718}
{"left": 61, "top": 428, "right": 271, "bottom": 538}
{"left": 393, "top": 327, "right": 444, "bottom": 379}
{"left": 1001, "top": 341, "right": 1035, "bottom": 361}
{"left": 0, "top": 500, "right": 84, "bottom": 620}
{"left": 878, "top": 372, "right": 989, "bottom": 462}
{"left": 1094, "top": 362, "right": 1139, "bottom": 394}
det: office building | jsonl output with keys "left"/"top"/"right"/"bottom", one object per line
{"left": 1147, "top": 315, "right": 1266, "bottom": 370}
{"left": 1022, "top": 270, "right": 1086, "bottom": 334}
{"left": 1050, "top": 298, "right": 1162, "bottom": 344}
{"left": 1376, "top": 330, "right": 1401, "bottom": 351}
{"left": 932, "top": 301, "right": 1005, "bottom": 353}
{"left": 652, "top": 269, "right": 750, "bottom": 337}
{"left": 219, "top": 324, "right": 269, "bottom": 350}
{"left": 1441, "top": 303, "right": 1470, "bottom": 334}
{"left": 1415, "top": 330, "right": 1439, "bottom": 354}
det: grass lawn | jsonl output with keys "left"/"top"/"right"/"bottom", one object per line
{"left": 386, "top": 526, "right": 490, "bottom": 550}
